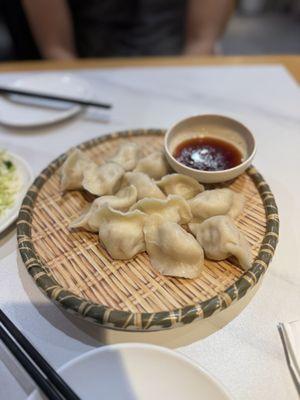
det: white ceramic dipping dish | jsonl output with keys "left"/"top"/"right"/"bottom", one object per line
{"left": 164, "top": 114, "right": 256, "bottom": 184}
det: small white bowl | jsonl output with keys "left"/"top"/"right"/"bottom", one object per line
{"left": 164, "top": 114, "right": 256, "bottom": 183}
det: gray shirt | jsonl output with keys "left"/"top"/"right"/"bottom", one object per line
{"left": 68, "top": 0, "right": 187, "bottom": 57}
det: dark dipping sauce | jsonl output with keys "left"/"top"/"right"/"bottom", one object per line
{"left": 174, "top": 137, "right": 242, "bottom": 172}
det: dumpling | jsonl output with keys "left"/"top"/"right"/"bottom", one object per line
{"left": 69, "top": 185, "right": 137, "bottom": 231}
{"left": 109, "top": 142, "right": 139, "bottom": 171}
{"left": 90, "top": 185, "right": 137, "bottom": 213}
{"left": 82, "top": 162, "right": 124, "bottom": 196}
{"left": 98, "top": 206, "right": 147, "bottom": 259}
{"left": 122, "top": 172, "right": 165, "bottom": 200}
{"left": 189, "top": 215, "right": 252, "bottom": 270}
{"left": 130, "top": 195, "right": 192, "bottom": 225}
{"left": 157, "top": 174, "right": 204, "bottom": 200}
{"left": 144, "top": 215, "right": 204, "bottom": 279}
{"left": 188, "top": 188, "right": 244, "bottom": 222}
{"left": 133, "top": 151, "right": 170, "bottom": 180}
{"left": 60, "top": 149, "right": 96, "bottom": 191}
{"left": 227, "top": 191, "right": 245, "bottom": 219}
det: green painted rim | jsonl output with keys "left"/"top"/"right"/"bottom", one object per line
{"left": 17, "top": 129, "right": 279, "bottom": 331}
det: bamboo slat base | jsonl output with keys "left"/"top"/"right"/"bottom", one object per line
{"left": 18, "top": 130, "right": 279, "bottom": 331}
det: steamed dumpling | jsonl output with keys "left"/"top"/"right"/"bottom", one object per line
{"left": 227, "top": 191, "right": 245, "bottom": 219}
{"left": 144, "top": 215, "right": 204, "bottom": 279}
{"left": 82, "top": 162, "right": 124, "bottom": 196}
{"left": 90, "top": 185, "right": 137, "bottom": 213}
{"left": 157, "top": 174, "right": 204, "bottom": 200}
{"left": 69, "top": 185, "right": 137, "bottom": 231}
{"left": 130, "top": 195, "right": 192, "bottom": 224}
{"left": 98, "top": 206, "right": 147, "bottom": 259}
{"left": 109, "top": 142, "right": 139, "bottom": 171}
{"left": 188, "top": 188, "right": 244, "bottom": 222}
{"left": 61, "top": 149, "right": 96, "bottom": 191}
{"left": 134, "top": 151, "right": 170, "bottom": 180}
{"left": 189, "top": 215, "right": 252, "bottom": 270}
{"left": 123, "top": 172, "right": 165, "bottom": 200}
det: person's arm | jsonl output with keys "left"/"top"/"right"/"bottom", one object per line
{"left": 184, "top": 0, "right": 235, "bottom": 55}
{"left": 21, "top": 0, "right": 77, "bottom": 59}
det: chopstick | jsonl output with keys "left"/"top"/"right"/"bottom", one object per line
{"left": 278, "top": 323, "right": 300, "bottom": 395}
{"left": 0, "top": 309, "right": 81, "bottom": 400}
{"left": 0, "top": 325, "right": 63, "bottom": 400}
{"left": 0, "top": 86, "right": 112, "bottom": 109}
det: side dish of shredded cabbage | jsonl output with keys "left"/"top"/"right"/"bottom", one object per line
{"left": 0, "top": 151, "right": 21, "bottom": 217}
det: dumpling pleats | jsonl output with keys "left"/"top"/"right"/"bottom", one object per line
{"left": 134, "top": 151, "right": 170, "bottom": 180}
{"left": 109, "top": 142, "right": 139, "bottom": 171}
{"left": 189, "top": 215, "right": 252, "bottom": 270}
{"left": 157, "top": 173, "right": 204, "bottom": 200}
{"left": 82, "top": 162, "right": 124, "bottom": 196}
{"left": 60, "top": 149, "right": 96, "bottom": 191}
{"left": 130, "top": 194, "right": 192, "bottom": 224}
{"left": 69, "top": 185, "right": 137, "bottom": 232}
{"left": 98, "top": 206, "right": 147, "bottom": 259}
{"left": 144, "top": 215, "right": 204, "bottom": 279}
{"left": 188, "top": 188, "right": 244, "bottom": 222}
{"left": 123, "top": 172, "right": 165, "bottom": 200}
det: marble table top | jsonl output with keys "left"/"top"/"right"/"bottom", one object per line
{"left": 0, "top": 65, "right": 299, "bottom": 400}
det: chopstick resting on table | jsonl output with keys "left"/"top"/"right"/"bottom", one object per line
{"left": 278, "top": 322, "right": 300, "bottom": 395}
{"left": 0, "top": 309, "right": 81, "bottom": 400}
{"left": 0, "top": 86, "right": 112, "bottom": 109}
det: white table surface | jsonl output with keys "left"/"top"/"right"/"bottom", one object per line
{"left": 0, "top": 65, "right": 299, "bottom": 400}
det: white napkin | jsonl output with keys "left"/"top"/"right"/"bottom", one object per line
{"left": 278, "top": 320, "right": 300, "bottom": 391}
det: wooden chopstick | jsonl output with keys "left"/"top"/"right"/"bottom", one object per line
{"left": 0, "top": 309, "right": 81, "bottom": 400}
{"left": 0, "top": 86, "right": 112, "bottom": 109}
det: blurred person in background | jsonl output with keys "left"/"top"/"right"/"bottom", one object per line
{"left": 1, "top": 0, "right": 234, "bottom": 60}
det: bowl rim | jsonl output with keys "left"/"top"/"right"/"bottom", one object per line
{"left": 27, "top": 343, "right": 232, "bottom": 400}
{"left": 164, "top": 114, "right": 257, "bottom": 176}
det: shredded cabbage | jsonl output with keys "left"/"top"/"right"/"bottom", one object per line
{"left": 0, "top": 151, "right": 21, "bottom": 216}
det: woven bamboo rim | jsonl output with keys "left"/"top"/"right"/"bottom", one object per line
{"left": 17, "top": 129, "right": 279, "bottom": 331}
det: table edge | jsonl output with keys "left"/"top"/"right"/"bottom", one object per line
{"left": 0, "top": 55, "right": 299, "bottom": 83}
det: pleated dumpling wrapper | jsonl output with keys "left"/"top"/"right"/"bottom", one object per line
{"left": 69, "top": 185, "right": 137, "bottom": 232}
{"left": 98, "top": 206, "right": 147, "bottom": 260}
{"left": 188, "top": 188, "right": 245, "bottom": 222}
{"left": 144, "top": 215, "right": 204, "bottom": 279}
{"left": 109, "top": 142, "right": 139, "bottom": 171}
{"left": 157, "top": 173, "right": 204, "bottom": 200}
{"left": 189, "top": 215, "right": 252, "bottom": 270}
{"left": 133, "top": 151, "right": 170, "bottom": 180}
{"left": 130, "top": 194, "right": 192, "bottom": 225}
{"left": 82, "top": 161, "right": 124, "bottom": 196}
{"left": 123, "top": 171, "right": 165, "bottom": 200}
{"left": 61, "top": 149, "right": 97, "bottom": 191}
